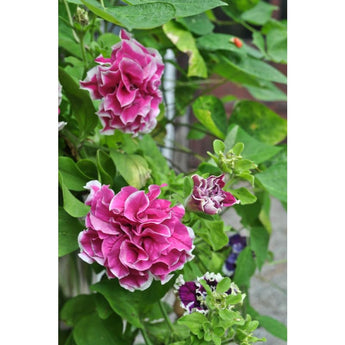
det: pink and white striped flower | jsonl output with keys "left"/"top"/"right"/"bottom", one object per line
{"left": 78, "top": 181, "right": 194, "bottom": 292}
{"left": 186, "top": 174, "right": 239, "bottom": 215}
{"left": 80, "top": 30, "right": 164, "bottom": 136}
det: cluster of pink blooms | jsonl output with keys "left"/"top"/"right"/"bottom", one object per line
{"left": 186, "top": 174, "right": 239, "bottom": 215}
{"left": 80, "top": 29, "right": 164, "bottom": 136}
{"left": 76, "top": 31, "right": 240, "bottom": 292}
{"left": 78, "top": 181, "right": 194, "bottom": 291}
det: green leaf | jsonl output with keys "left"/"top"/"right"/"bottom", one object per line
{"left": 220, "top": 52, "right": 287, "bottom": 84}
{"left": 177, "top": 13, "right": 214, "bottom": 36}
{"left": 183, "top": 176, "right": 194, "bottom": 198}
{"left": 59, "top": 156, "right": 90, "bottom": 191}
{"left": 247, "top": 306, "right": 287, "bottom": 341}
{"left": 73, "top": 313, "right": 124, "bottom": 345}
{"left": 216, "top": 277, "right": 231, "bottom": 293}
{"left": 224, "top": 125, "right": 282, "bottom": 164}
{"left": 91, "top": 278, "right": 174, "bottom": 328}
{"left": 76, "top": 159, "right": 98, "bottom": 180}
{"left": 230, "top": 100, "right": 287, "bottom": 145}
{"left": 245, "top": 80, "right": 287, "bottom": 101}
{"left": 232, "top": 0, "right": 260, "bottom": 12}
{"left": 197, "top": 33, "right": 247, "bottom": 54}
{"left": 229, "top": 187, "right": 257, "bottom": 205}
{"left": 178, "top": 312, "right": 208, "bottom": 336}
{"left": 262, "top": 20, "right": 287, "bottom": 64}
{"left": 213, "top": 139, "right": 225, "bottom": 154}
{"left": 109, "top": 151, "right": 150, "bottom": 189}
{"left": 255, "top": 161, "right": 287, "bottom": 203}
{"left": 250, "top": 227, "right": 269, "bottom": 270}
{"left": 59, "top": 172, "right": 90, "bottom": 218}
{"left": 128, "top": 0, "right": 227, "bottom": 17}
{"left": 58, "top": 67, "right": 98, "bottom": 139}
{"left": 241, "top": 1, "right": 277, "bottom": 26}
{"left": 198, "top": 220, "right": 229, "bottom": 251}
{"left": 197, "top": 162, "right": 222, "bottom": 176}
{"left": 60, "top": 295, "right": 95, "bottom": 327}
{"left": 163, "top": 21, "right": 207, "bottom": 78}
{"left": 96, "top": 150, "right": 116, "bottom": 185}
{"left": 140, "top": 134, "right": 170, "bottom": 174}
{"left": 251, "top": 31, "right": 266, "bottom": 57}
{"left": 59, "top": 207, "right": 84, "bottom": 257}
{"left": 233, "top": 247, "right": 256, "bottom": 287}
{"left": 81, "top": 0, "right": 176, "bottom": 30}
{"left": 192, "top": 95, "right": 227, "bottom": 138}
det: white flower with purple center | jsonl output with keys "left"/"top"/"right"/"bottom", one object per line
{"left": 186, "top": 174, "right": 239, "bottom": 215}
{"left": 174, "top": 272, "right": 241, "bottom": 315}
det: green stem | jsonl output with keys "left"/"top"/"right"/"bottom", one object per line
{"left": 79, "top": 33, "right": 88, "bottom": 78}
{"left": 140, "top": 326, "right": 154, "bottom": 345}
{"left": 158, "top": 300, "right": 175, "bottom": 334}
{"left": 62, "top": 0, "right": 80, "bottom": 43}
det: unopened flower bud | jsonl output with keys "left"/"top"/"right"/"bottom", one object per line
{"left": 74, "top": 6, "right": 89, "bottom": 26}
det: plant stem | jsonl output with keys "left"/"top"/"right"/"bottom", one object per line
{"left": 158, "top": 300, "right": 175, "bottom": 334}
{"left": 140, "top": 326, "right": 154, "bottom": 345}
{"left": 79, "top": 33, "right": 88, "bottom": 78}
{"left": 62, "top": 0, "right": 80, "bottom": 43}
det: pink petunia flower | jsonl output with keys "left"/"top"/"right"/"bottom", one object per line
{"left": 78, "top": 181, "right": 194, "bottom": 291}
{"left": 186, "top": 174, "right": 239, "bottom": 215}
{"left": 80, "top": 30, "right": 164, "bottom": 136}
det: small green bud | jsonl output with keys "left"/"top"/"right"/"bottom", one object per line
{"left": 73, "top": 6, "right": 89, "bottom": 26}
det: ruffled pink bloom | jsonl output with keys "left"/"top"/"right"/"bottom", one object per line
{"left": 186, "top": 174, "right": 239, "bottom": 215}
{"left": 78, "top": 181, "right": 194, "bottom": 291}
{"left": 80, "top": 30, "right": 164, "bottom": 136}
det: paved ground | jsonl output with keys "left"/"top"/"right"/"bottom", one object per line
{"left": 223, "top": 197, "right": 287, "bottom": 345}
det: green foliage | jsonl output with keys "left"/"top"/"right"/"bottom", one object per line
{"left": 59, "top": 1, "right": 287, "bottom": 343}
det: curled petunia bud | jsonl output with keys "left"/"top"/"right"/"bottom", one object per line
{"left": 186, "top": 174, "right": 239, "bottom": 215}
{"left": 78, "top": 181, "right": 194, "bottom": 292}
{"left": 80, "top": 29, "right": 164, "bottom": 136}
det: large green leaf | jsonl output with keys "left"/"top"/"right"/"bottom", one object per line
{"left": 140, "top": 134, "right": 170, "bottom": 174}
{"left": 229, "top": 187, "right": 257, "bottom": 205}
{"left": 262, "top": 20, "right": 287, "bottom": 64}
{"left": 59, "top": 172, "right": 90, "bottom": 218}
{"left": 59, "top": 156, "right": 90, "bottom": 191}
{"left": 245, "top": 81, "right": 287, "bottom": 101}
{"left": 232, "top": 0, "right": 260, "bottom": 12}
{"left": 221, "top": 52, "right": 287, "bottom": 84}
{"left": 233, "top": 247, "right": 256, "bottom": 288}
{"left": 163, "top": 21, "right": 207, "bottom": 78}
{"left": 60, "top": 294, "right": 96, "bottom": 326}
{"left": 91, "top": 278, "right": 174, "bottom": 328}
{"left": 196, "top": 219, "right": 229, "bottom": 251}
{"left": 229, "top": 100, "right": 287, "bottom": 145}
{"left": 109, "top": 151, "right": 150, "bottom": 189}
{"left": 58, "top": 67, "right": 98, "bottom": 139}
{"left": 73, "top": 313, "right": 124, "bottom": 345}
{"left": 176, "top": 13, "right": 214, "bottom": 35}
{"left": 225, "top": 124, "right": 282, "bottom": 164}
{"left": 255, "top": 161, "right": 287, "bottom": 203}
{"left": 250, "top": 227, "right": 269, "bottom": 271}
{"left": 241, "top": 1, "right": 277, "bottom": 26}
{"left": 81, "top": 0, "right": 176, "bottom": 30}
{"left": 197, "top": 33, "right": 247, "bottom": 54}
{"left": 127, "top": 0, "right": 227, "bottom": 17}
{"left": 192, "top": 95, "right": 227, "bottom": 138}
{"left": 59, "top": 207, "right": 84, "bottom": 257}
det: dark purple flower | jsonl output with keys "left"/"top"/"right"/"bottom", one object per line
{"left": 222, "top": 234, "right": 247, "bottom": 277}
{"left": 186, "top": 174, "right": 239, "bottom": 215}
{"left": 229, "top": 234, "right": 247, "bottom": 254}
{"left": 174, "top": 272, "right": 229, "bottom": 314}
